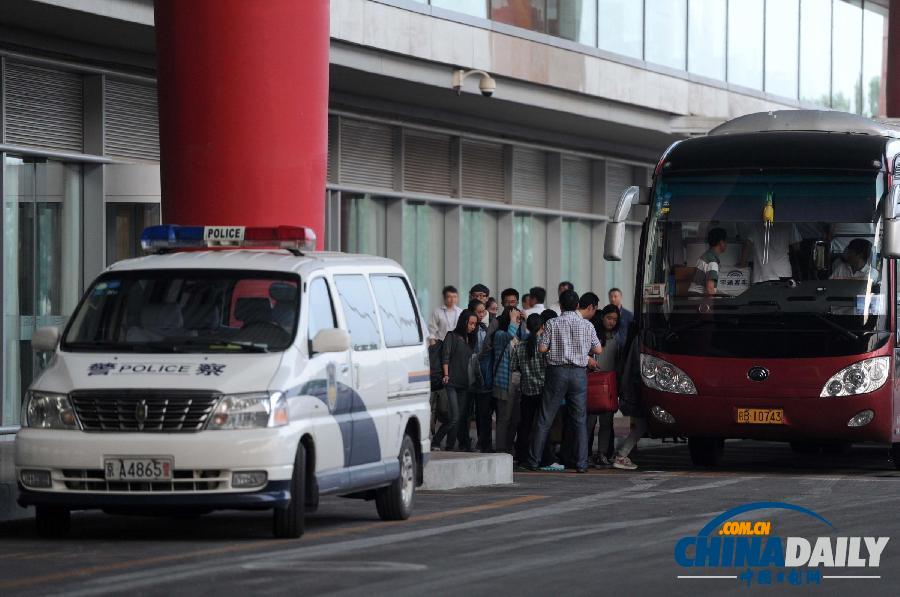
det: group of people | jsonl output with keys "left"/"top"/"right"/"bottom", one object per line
{"left": 427, "top": 281, "right": 645, "bottom": 472}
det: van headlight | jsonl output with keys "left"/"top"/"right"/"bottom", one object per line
{"left": 22, "top": 392, "right": 80, "bottom": 430}
{"left": 640, "top": 354, "right": 697, "bottom": 395}
{"left": 207, "top": 392, "right": 288, "bottom": 430}
{"left": 820, "top": 357, "right": 890, "bottom": 397}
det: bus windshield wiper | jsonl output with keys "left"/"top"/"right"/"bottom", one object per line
{"left": 809, "top": 313, "right": 863, "bottom": 342}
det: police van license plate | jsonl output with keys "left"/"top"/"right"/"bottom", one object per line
{"left": 104, "top": 457, "right": 173, "bottom": 481}
{"left": 736, "top": 408, "right": 784, "bottom": 424}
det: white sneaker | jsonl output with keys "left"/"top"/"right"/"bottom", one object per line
{"left": 539, "top": 462, "right": 565, "bottom": 472}
{"left": 613, "top": 455, "right": 638, "bottom": 470}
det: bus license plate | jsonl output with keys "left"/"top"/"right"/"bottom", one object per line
{"left": 104, "top": 457, "right": 173, "bottom": 481}
{"left": 736, "top": 408, "right": 784, "bottom": 425}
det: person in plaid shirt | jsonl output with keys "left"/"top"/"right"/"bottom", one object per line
{"left": 521, "top": 290, "right": 601, "bottom": 473}
{"left": 511, "top": 313, "right": 548, "bottom": 463}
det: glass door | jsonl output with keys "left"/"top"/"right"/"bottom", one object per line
{"left": 2, "top": 157, "right": 81, "bottom": 425}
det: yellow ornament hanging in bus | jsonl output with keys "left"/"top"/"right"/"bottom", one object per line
{"left": 762, "top": 192, "right": 774, "bottom": 264}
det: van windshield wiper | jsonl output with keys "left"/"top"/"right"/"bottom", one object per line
{"left": 181, "top": 339, "right": 270, "bottom": 353}
{"left": 64, "top": 341, "right": 178, "bottom": 353}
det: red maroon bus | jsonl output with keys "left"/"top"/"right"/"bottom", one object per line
{"left": 605, "top": 110, "right": 900, "bottom": 467}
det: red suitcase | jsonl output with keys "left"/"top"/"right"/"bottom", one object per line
{"left": 587, "top": 370, "right": 618, "bottom": 414}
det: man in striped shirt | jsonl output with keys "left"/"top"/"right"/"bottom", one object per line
{"left": 521, "top": 289, "right": 601, "bottom": 473}
{"left": 688, "top": 227, "right": 728, "bottom": 296}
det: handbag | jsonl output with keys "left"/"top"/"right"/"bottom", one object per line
{"left": 467, "top": 353, "right": 484, "bottom": 390}
{"left": 587, "top": 370, "right": 618, "bottom": 414}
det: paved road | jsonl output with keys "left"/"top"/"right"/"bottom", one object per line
{"left": 2, "top": 440, "right": 900, "bottom": 596}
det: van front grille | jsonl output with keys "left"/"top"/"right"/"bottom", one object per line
{"left": 69, "top": 391, "right": 219, "bottom": 432}
{"left": 61, "top": 468, "right": 226, "bottom": 492}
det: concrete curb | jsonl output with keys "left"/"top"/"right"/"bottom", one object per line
{"left": 421, "top": 451, "right": 513, "bottom": 491}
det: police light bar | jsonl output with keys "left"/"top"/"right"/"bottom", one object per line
{"left": 140, "top": 225, "right": 317, "bottom": 254}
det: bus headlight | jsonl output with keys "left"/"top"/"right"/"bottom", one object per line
{"left": 820, "top": 357, "right": 890, "bottom": 397}
{"left": 207, "top": 392, "right": 288, "bottom": 429}
{"left": 640, "top": 354, "right": 697, "bottom": 395}
{"left": 22, "top": 392, "right": 80, "bottom": 430}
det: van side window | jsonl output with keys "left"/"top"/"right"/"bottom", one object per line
{"left": 333, "top": 275, "right": 381, "bottom": 351}
{"left": 370, "top": 275, "right": 423, "bottom": 347}
{"left": 307, "top": 277, "right": 336, "bottom": 343}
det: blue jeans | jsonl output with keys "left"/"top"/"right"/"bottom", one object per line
{"left": 525, "top": 365, "right": 588, "bottom": 470}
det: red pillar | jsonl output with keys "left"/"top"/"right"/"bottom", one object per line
{"left": 154, "top": 0, "right": 329, "bottom": 246}
{"left": 887, "top": 0, "right": 900, "bottom": 117}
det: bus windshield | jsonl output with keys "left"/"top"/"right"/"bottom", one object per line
{"left": 641, "top": 172, "right": 890, "bottom": 358}
{"left": 63, "top": 270, "right": 300, "bottom": 353}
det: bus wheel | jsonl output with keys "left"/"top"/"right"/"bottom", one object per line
{"left": 688, "top": 437, "right": 723, "bottom": 467}
{"left": 891, "top": 444, "right": 900, "bottom": 470}
{"left": 375, "top": 435, "right": 417, "bottom": 521}
{"left": 273, "top": 443, "right": 306, "bottom": 539}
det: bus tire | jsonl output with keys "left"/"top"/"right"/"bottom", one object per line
{"left": 35, "top": 505, "right": 70, "bottom": 538}
{"left": 375, "top": 435, "right": 416, "bottom": 521}
{"left": 891, "top": 443, "right": 900, "bottom": 470}
{"left": 273, "top": 443, "right": 306, "bottom": 539}
{"left": 688, "top": 437, "right": 723, "bottom": 467}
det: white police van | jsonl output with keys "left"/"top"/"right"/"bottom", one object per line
{"left": 15, "top": 225, "right": 431, "bottom": 538}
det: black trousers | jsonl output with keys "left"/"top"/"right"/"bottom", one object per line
{"left": 476, "top": 391, "right": 496, "bottom": 451}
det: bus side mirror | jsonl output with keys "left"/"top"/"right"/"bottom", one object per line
{"left": 604, "top": 186, "right": 649, "bottom": 261}
{"left": 32, "top": 326, "right": 60, "bottom": 353}
{"left": 884, "top": 218, "right": 900, "bottom": 258}
{"left": 311, "top": 328, "right": 351, "bottom": 353}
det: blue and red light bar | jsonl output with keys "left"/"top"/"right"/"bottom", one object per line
{"left": 140, "top": 225, "right": 317, "bottom": 254}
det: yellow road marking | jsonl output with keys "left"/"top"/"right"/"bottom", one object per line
{"left": 0, "top": 494, "right": 546, "bottom": 591}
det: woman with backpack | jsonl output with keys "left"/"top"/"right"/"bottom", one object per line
{"left": 435, "top": 310, "right": 478, "bottom": 451}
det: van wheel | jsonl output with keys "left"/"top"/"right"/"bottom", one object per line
{"left": 688, "top": 437, "right": 723, "bottom": 467}
{"left": 273, "top": 443, "right": 306, "bottom": 539}
{"left": 375, "top": 435, "right": 416, "bottom": 521}
{"left": 35, "top": 506, "right": 70, "bottom": 538}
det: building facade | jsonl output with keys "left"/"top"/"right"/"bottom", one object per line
{"left": 0, "top": 0, "right": 893, "bottom": 431}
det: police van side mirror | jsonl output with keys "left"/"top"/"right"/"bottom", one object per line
{"left": 604, "top": 186, "right": 649, "bottom": 261}
{"left": 311, "top": 328, "right": 351, "bottom": 354}
{"left": 32, "top": 326, "right": 60, "bottom": 353}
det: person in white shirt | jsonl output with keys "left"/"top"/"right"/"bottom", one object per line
{"left": 831, "top": 239, "right": 878, "bottom": 282}
{"left": 549, "top": 281, "right": 574, "bottom": 315}
{"left": 739, "top": 222, "right": 800, "bottom": 283}
{"left": 428, "top": 285, "right": 463, "bottom": 344}
{"left": 523, "top": 286, "right": 547, "bottom": 317}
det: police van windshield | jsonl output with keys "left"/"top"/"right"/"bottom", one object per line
{"left": 641, "top": 172, "right": 889, "bottom": 358}
{"left": 63, "top": 270, "right": 300, "bottom": 353}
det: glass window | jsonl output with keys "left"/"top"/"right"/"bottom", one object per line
{"left": 491, "top": 0, "right": 546, "bottom": 32}
{"left": 307, "top": 277, "right": 336, "bottom": 344}
{"left": 341, "top": 194, "right": 386, "bottom": 256}
{"left": 512, "top": 214, "right": 547, "bottom": 293}
{"left": 862, "top": 4, "right": 887, "bottom": 117}
{"left": 3, "top": 158, "right": 81, "bottom": 426}
{"left": 832, "top": 0, "right": 863, "bottom": 113}
{"left": 765, "top": 0, "right": 800, "bottom": 98}
{"left": 644, "top": 0, "right": 686, "bottom": 70}
{"left": 371, "top": 276, "right": 423, "bottom": 347}
{"left": 459, "top": 208, "right": 499, "bottom": 303}
{"left": 432, "top": 0, "right": 488, "bottom": 18}
{"left": 687, "top": 0, "right": 726, "bottom": 80}
{"left": 728, "top": 0, "right": 764, "bottom": 90}
{"left": 402, "top": 202, "right": 445, "bottom": 316}
{"left": 561, "top": 219, "right": 591, "bottom": 293}
{"left": 334, "top": 275, "right": 382, "bottom": 351}
{"left": 799, "top": 0, "right": 832, "bottom": 106}
{"left": 547, "top": 0, "right": 597, "bottom": 45}
{"left": 598, "top": 0, "right": 643, "bottom": 58}
{"left": 105, "top": 203, "right": 160, "bottom": 265}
